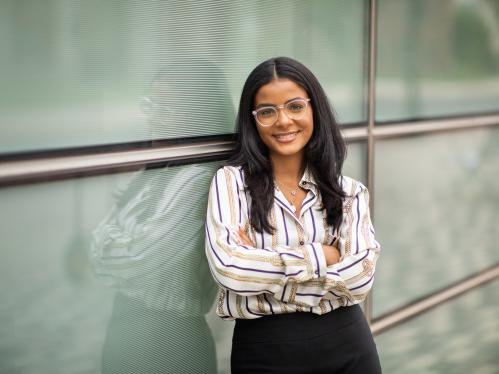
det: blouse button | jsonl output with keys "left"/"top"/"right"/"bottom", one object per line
{"left": 299, "top": 240, "right": 305, "bottom": 245}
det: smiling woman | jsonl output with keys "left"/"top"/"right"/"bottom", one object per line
{"left": 253, "top": 79, "right": 314, "bottom": 160}
{"left": 204, "top": 57, "right": 382, "bottom": 373}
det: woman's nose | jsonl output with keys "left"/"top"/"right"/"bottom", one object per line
{"left": 275, "top": 108, "right": 292, "bottom": 126}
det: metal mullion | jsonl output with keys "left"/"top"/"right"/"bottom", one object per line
{"left": 373, "top": 114, "right": 499, "bottom": 139}
{"left": 371, "top": 264, "right": 499, "bottom": 335}
{"left": 364, "top": 0, "right": 377, "bottom": 325}
{"left": 0, "top": 130, "right": 369, "bottom": 187}
{"left": 0, "top": 141, "right": 234, "bottom": 187}
{"left": 2, "top": 113, "right": 498, "bottom": 187}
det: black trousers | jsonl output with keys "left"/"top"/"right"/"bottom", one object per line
{"left": 231, "top": 304, "right": 382, "bottom": 374}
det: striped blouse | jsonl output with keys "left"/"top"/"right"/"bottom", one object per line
{"left": 204, "top": 165, "right": 381, "bottom": 320}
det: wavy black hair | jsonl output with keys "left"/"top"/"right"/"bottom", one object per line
{"left": 228, "top": 57, "right": 347, "bottom": 235}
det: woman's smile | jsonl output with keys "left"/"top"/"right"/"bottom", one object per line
{"left": 272, "top": 130, "right": 301, "bottom": 143}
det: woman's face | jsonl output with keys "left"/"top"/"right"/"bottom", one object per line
{"left": 253, "top": 78, "right": 313, "bottom": 160}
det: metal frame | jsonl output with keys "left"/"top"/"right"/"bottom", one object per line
{"left": 0, "top": 140, "right": 233, "bottom": 187}
{"left": 2, "top": 114, "right": 498, "bottom": 187}
{"left": 363, "top": 0, "right": 378, "bottom": 325}
{"left": 0, "top": 129, "right": 370, "bottom": 187}
{"left": 373, "top": 114, "right": 499, "bottom": 139}
{"left": 363, "top": 0, "right": 499, "bottom": 333}
{"left": 371, "top": 264, "right": 499, "bottom": 335}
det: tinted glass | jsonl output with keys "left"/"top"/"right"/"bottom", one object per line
{"left": 375, "top": 280, "right": 499, "bottom": 373}
{"left": 373, "top": 126, "right": 499, "bottom": 317}
{"left": 0, "top": 0, "right": 366, "bottom": 154}
{"left": 0, "top": 162, "right": 222, "bottom": 373}
{"left": 377, "top": 0, "right": 499, "bottom": 121}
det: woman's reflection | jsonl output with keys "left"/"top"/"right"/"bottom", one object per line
{"left": 91, "top": 59, "right": 234, "bottom": 374}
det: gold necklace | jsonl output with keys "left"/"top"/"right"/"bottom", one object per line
{"left": 274, "top": 178, "right": 301, "bottom": 213}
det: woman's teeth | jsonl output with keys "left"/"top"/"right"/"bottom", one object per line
{"left": 274, "top": 131, "right": 299, "bottom": 142}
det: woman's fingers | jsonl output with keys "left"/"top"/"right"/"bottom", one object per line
{"left": 322, "top": 244, "right": 341, "bottom": 266}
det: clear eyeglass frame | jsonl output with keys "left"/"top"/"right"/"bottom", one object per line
{"left": 252, "top": 98, "right": 311, "bottom": 127}
{"left": 139, "top": 96, "right": 176, "bottom": 116}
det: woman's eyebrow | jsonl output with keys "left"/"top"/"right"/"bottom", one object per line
{"left": 254, "top": 97, "right": 306, "bottom": 109}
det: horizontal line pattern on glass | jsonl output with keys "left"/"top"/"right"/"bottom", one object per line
{"left": 0, "top": 161, "right": 224, "bottom": 373}
{"left": 0, "top": 145, "right": 366, "bottom": 372}
{"left": 0, "top": 0, "right": 366, "bottom": 154}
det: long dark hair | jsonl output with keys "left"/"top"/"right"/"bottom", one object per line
{"left": 228, "top": 57, "right": 347, "bottom": 235}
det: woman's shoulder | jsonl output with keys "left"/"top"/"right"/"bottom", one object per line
{"left": 214, "top": 165, "right": 246, "bottom": 190}
{"left": 216, "top": 165, "right": 243, "bottom": 176}
{"left": 219, "top": 164, "right": 243, "bottom": 172}
{"left": 339, "top": 175, "right": 368, "bottom": 198}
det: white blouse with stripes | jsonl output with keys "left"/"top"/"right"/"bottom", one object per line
{"left": 205, "top": 165, "right": 381, "bottom": 320}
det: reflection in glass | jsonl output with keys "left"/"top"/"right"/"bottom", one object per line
{"left": 91, "top": 164, "right": 220, "bottom": 373}
{"left": 0, "top": 162, "right": 223, "bottom": 374}
{"left": 373, "top": 127, "right": 499, "bottom": 317}
{"left": 140, "top": 59, "right": 235, "bottom": 140}
{"left": 88, "top": 59, "right": 234, "bottom": 373}
{"left": 377, "top": 0, "right": 499, "bottom": 120}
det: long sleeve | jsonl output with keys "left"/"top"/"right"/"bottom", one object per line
{"left": 292, "top": 182, "right": 381, "bottom": 307}
{"left": 205, "top": 167, "right": 327, "bottom": 302}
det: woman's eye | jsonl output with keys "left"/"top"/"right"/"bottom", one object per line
{"left": 288, "top": 102, "right": 305, "bottom": 112}
{"left": 259, "top": 109, "right": 274, "bottom": 117}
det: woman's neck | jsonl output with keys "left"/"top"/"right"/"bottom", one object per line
{"left": 270, "top": 152, "right": 306, "bottom": 185}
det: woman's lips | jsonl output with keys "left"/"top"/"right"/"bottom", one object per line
{"left": 272, "top": 131, "right": 300, "bottom": 143}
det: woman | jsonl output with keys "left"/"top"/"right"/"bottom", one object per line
{"left": 205, "top": 57, "right": 382, "bottom": 373}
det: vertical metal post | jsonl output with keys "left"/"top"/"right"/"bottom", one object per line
{"left": 365, "top": 0, "right": 377, "bottom": 326}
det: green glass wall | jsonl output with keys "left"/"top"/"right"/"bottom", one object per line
{"left": 377, "top": 0, "right": 499, "bottom": 121}
{"left": 375, "top": 280, "right": 499, "bottom": 373}
{"left": 373, "top": 126, "right": 499, "bottom": 317}
{"left": 0, "top": 0, "right": 366, "bottom": 153}
{"left": 0, "top": 163, "right": 221, "bottom": 373}
{"left": 0, "top": 146, "right": 364, "bottom": 374}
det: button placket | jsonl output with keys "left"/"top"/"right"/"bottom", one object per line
{"left": 297, "top": 224, "right": 305, "bottom": 247}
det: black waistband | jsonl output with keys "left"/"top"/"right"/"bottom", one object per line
{"left": 233, "top": 304, "right": 363, "bottom": 343}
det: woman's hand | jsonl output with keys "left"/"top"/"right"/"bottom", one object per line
{"left": 322, "top": 244, "right": 341, "bottom": 266}
{"left": 236, "top": 226, "right": 254, "bottom": 246}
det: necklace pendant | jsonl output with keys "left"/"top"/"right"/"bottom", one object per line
{"left": 290, "top": 204, "right": 296, "bottom": 212}
{"left": 290, "top": 190, "right": 297, "bottom": 196}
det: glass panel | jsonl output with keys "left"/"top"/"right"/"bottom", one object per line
{"left": 375, "top": 280, "right": 499, "bottom": 373}
{"left": 343, "top": 141, "right": 366, "bottom": 184}
{"left": 0, "top": 143, "right": 366, "bottom": 373}
{"left": 0, "top": 162, "right": 224, "bottom": 373}
{"left": 377, "top": 0, "right": 499, "bottom": 121}
{"left": 0, "top": 0, "right": 366, "bottom": 154}
{"left": 373, "top": 126, "right": 499, "bottom": 317}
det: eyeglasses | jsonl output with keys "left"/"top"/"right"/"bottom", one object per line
{"left": 139, "top": 96, "right": 176, "bottom": 116}
{"left": 252, "top": 98, "right": 311, "bottom": 127}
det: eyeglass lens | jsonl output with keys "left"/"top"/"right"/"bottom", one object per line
{"left": 255, "top": 99, "right": 308, "bottom": 126}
